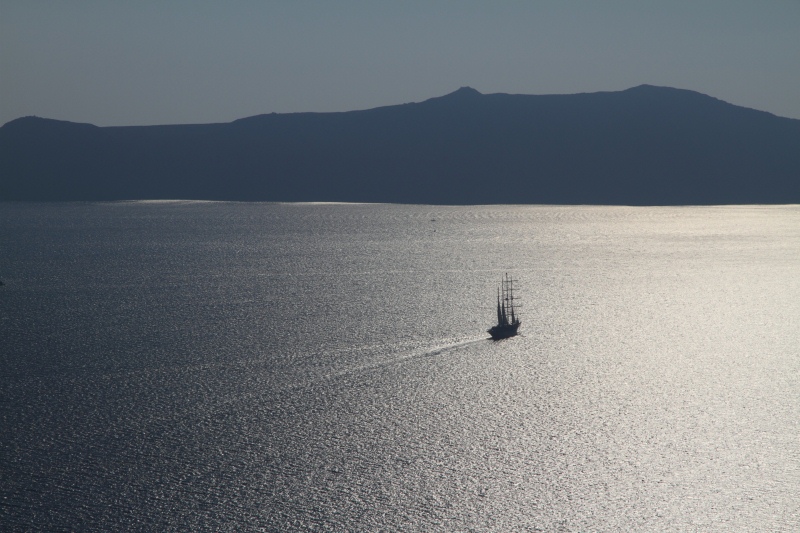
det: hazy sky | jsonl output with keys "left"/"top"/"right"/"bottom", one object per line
{"left": 2, "top": 1, "right": 799, "bottom": 126}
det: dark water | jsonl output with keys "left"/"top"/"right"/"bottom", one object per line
{"left": 1, "top": 202, "right": 798, "bottom": 531}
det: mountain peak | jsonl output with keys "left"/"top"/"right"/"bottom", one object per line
{"left": 448, "top": 86, "right": 482, "bottom": 97}
{"left": 433, "top": 87, "right": 483, "bottom": 100}
{"left": 422, "top": 86, "right": 483, "bottom": 105}
{"left": 1, "top": 115, "right": 98, "bottom": 131}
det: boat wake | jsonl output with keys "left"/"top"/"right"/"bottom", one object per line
{"left": 326, "top": 337, "right": 486, "bottom": 381}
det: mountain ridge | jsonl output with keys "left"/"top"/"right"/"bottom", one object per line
{"left": 2, "top": 85, "right": 799, "bottom": 204}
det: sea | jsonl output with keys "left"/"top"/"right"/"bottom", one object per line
{"left": 1, "top": 201, "right": 798, "bottom": 532}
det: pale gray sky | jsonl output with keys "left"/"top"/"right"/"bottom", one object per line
{"left": 2, "top": 1, "right": 799, "bottom": 126}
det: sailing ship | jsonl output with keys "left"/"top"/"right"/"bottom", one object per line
{"left": 488, "top": 273, "right": 521, "bottom": 340}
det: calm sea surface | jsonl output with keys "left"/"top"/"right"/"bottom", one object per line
{"left": 1, "top": 202, "right": 798, "bottom": 531}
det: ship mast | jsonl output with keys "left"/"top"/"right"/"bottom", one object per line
{"left": 502, "top": 272, "right": 518, "bottom": 325}
{"left": 500, "top": 277, "right": 508, "bottom": 325}
{"left": 508, "top": 272, "right": 516, "bottom": 324}
{"left": 496, "top": 287, "right": 503, "bottom": 325}
{"left": 489, "top": 273, "right": 522, "bottom": 338}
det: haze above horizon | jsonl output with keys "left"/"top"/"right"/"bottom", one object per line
{"left": 2, "top": 1, "right": 799, "bottom": 126}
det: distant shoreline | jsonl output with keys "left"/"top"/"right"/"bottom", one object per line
{"left": 2, "top": 85, "right": 799, "bottom": 205}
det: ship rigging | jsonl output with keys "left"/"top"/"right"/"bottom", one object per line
{"left": 488, "top": 273, "right": 521, "bottom": 340}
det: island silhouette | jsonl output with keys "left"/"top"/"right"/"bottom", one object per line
{"left": 1, "top": 85, "right": 799, "bottom": 204}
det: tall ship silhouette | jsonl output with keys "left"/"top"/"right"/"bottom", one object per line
{"left": 488, "top": 273, "right": 521, "bottom": 340}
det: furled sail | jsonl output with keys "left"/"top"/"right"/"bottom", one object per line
{"left": 488, "top": 273, "right": 522, "bottom": 339}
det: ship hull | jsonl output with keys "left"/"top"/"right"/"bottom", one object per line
{"left": 488, "top": 321, "right": 521, "bottom": 340}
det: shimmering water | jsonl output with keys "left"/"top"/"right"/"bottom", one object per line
{"left": 1, "top": 202, "right": 798, "bottom": 531}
